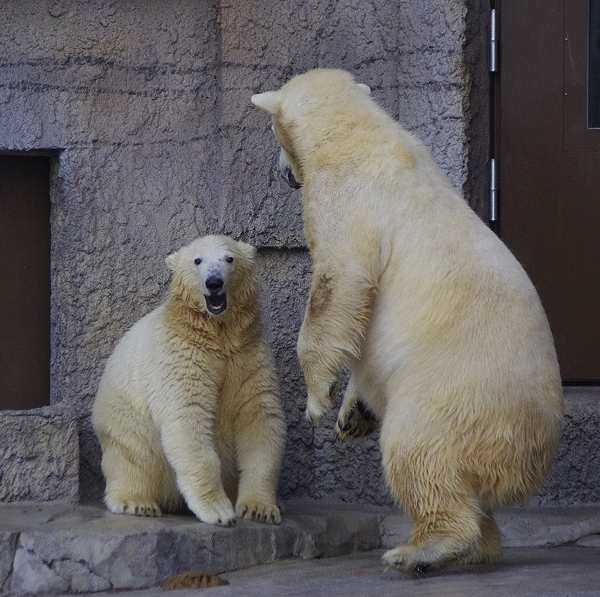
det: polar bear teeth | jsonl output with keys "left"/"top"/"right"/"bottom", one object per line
{"left": 205, "top": 293, "right": 227, "bottom": 315}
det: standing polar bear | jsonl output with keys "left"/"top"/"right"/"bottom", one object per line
{"left": 93, "top": 235, "right": 285, "bottom": 526}
{"left": 252, "top": 69, "right": 563, "bottom": 573}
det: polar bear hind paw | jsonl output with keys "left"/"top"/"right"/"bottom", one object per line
{"left": 383, "top": 543, "right": 472, "bottom": 577}
{"left": 382, "top": 546, "right": 437, "bottom": 577}
{"left": 236, "top": 500, "right": 281, "bottom": 525}
{"left": 106, "top": 494, "right": 161, "bottom": 517}
{"left": 336, "top": 399, "right": 379, "bottom": 440}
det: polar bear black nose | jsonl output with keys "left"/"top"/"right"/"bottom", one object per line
{"left": 205, "top": 275, "right": 224, "bottom": 294}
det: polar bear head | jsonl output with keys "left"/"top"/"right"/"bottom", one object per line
{"left": 165, "top": 235, "right": 257, "bottom": 317}
{"left": 251, "top": 69, "right": 371, "bottom": 189}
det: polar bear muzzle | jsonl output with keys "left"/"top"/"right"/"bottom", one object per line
{"left": 279, "top": 148, "right": 302, "bottom": 189}
{"left": 204, "top": 275, "right": 227, "bottom": 315}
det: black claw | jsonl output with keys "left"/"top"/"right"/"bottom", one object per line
{"left": 356, "top": 399, "right": 378, "bottom": 422}
{"left": 414, "top": 563, "right": 430, "bottom": 576}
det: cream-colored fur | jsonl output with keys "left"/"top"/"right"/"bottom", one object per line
{"left": 252, "top": 69, "right": 563, "bottom": 573}
{"left": 92, "top": 235, "right": 285, "bottom": 526}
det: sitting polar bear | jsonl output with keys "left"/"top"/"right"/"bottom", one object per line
{"left": 92, "top": 235, "right": 285, "bottom": 526}
{"left": 252, "top": 69, "right": 563, "bottom": 572}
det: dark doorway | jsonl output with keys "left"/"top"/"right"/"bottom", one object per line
{"left": 0, "top": 155, "right": 51, "bottom": 409}
{"left": 497, "top": 0, "right": 600, "bottom": 382}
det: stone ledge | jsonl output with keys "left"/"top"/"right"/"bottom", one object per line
{"left": 1, "top": 501, "right": 600, "bottom": 595}
{"left": 0, "top": 501, "right": 383, "bottom": 595}
{"left": 0, "top": 406, "right": 79, "bottom": 504}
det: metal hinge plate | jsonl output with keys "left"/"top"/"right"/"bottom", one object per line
{"left": 490, "top": 158, "right": 498, "bottom": 222}
{"left": 490, "top": 9, "right": 498, "bottom": 73}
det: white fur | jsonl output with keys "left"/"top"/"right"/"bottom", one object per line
{"left": 252, "top": 69, "right": 563, "bottom": 573}
{"left": 93, "top": 235, "right": 285, "bottom": 526}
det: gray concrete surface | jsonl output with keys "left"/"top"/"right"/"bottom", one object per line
{"left": 67, "top": 547, "right": 600, "bottom": 597}
{"left": 1, "top": 501, "right": 600, "bottom": 595}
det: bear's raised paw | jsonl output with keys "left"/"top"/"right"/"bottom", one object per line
{"left": 336, "top": 399, "right": 379, "bottom": 440}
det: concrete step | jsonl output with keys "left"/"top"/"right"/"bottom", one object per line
{"left": 1, "top": 501, "right": 599, "bottom": 595}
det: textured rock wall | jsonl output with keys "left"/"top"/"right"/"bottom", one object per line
{"left": 1, "top": 0, "right": 485, "bottom": 505}
{"left": 0, "top": 406, "right": 79, "bottom": 503}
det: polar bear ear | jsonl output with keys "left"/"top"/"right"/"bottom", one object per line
{"left": 165, "top": 251, "right": 180, "bottom": 272}
{"left": 236, "top": 241, "right": 257, "bottom": 263}
{"left": 251, "top": 91, "right": 280, "bottom": 114}
{"left": 357, "top": 83, "right": 371, "bottom": 96}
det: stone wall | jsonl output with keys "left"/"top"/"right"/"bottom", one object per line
{"left": 1, "top": 0, "right": 485, "bottom": 505}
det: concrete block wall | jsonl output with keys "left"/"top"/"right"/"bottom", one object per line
{"left": 4, "top": 0, "right": 593, "bottom": 509}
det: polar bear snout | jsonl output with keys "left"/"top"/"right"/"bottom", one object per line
{"left": 203, "top": 274, "right": 227, "bottom": 316}
{"left": 205, "top": 274, "right": 224, "bottom": 294}
{"left": 281, "top": 163, "right": 302, "bottom": 189}
{"left": 279, "top": 148, "right": 302, "bottom": 189}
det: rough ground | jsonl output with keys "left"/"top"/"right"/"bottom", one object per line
{"left": 1, "top": 501, "right": 599, "bottom": 595}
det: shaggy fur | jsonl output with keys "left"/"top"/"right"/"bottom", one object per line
{"left": 93, "top": 235, "right": 285, "bottom": 526}
{"left": 252, "top": 69, "right": 563, "bottom": 573}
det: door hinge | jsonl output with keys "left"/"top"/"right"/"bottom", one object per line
{"left": 490, "top": 9, "right": 498, "bottom": 73}
{"left": 490, "top": 158, "right": 498, "bottom": 222}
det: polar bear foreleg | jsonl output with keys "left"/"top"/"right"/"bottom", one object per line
{"left": 298, "top": 263, "right": 376, "bottom": 424}
{"left": 160, "top": 409, "right": 236, "bottom": 526}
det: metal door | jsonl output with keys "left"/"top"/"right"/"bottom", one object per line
{"left": 498, "top": 0, "right": 600, "bottom": 381}
{"left": 0, "top": 155, "right": 51, "bottom": 409}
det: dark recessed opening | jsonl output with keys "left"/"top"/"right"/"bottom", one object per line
{"left": 0, "top": 155, "right": 51, "bottom": 410}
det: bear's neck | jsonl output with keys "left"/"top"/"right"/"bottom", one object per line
{"left": 164, "top": 293, "right": 260, "bottom": 353}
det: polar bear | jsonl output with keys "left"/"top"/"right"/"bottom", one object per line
{"left": 92, "top": 235, "right": 285, "bottom": 526}
{"left": 252, "top": 69, "right": 563, "bottom": 572}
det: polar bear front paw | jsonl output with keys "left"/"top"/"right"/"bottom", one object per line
{"left": 191, "top": 499, "right": 236, "bottom": 527}
{"left": 305, "top": 400, "right": 326, "bottom": 425}
{"left": 106, "top": 494, "right": 162, "bottom": 517}
{"left": 236, "top": 499, "right": 281, "bottom": 525}
{"left": 336, "top": 399, "right": 380, "bottom": 440}
{"left": 305, "top": 379, "right": 340, "bottom": 425}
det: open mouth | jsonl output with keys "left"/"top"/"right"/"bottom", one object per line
{"left": 204, "top": 293, "right": 227, "bottom": 315}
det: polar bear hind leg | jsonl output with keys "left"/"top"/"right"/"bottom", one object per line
{"left": 98, "top": 409, "right": 180, "bottom": 517}
{"left": 101, "top": 439, "right": 163, "bottom": 516}
{"left": 381, "top": 441, "right": 497, "bottom": 575}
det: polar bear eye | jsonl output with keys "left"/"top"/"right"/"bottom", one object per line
{"left": 194, "top": 258, "right": 202, "bottom": 265}
{"left": 225, "top": 256, "right": 234, "bottom": 264}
